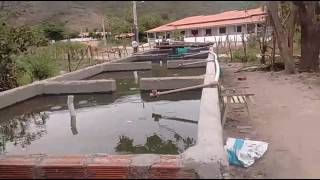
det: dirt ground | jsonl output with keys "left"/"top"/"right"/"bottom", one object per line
{"left": 220, "top": 62, "right": 320, "bottom": 179}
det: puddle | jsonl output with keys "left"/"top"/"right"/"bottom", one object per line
{"left": 0, "top": 90, "right": 201, "bottom": 155}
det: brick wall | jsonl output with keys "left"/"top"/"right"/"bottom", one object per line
{"left": 0, "top": 154, "right": 196, "bottom": 179}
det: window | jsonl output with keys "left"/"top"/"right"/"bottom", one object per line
{"left": 247, "top": 23, "right": 255, "bottom": 33}
{"left": 205, "top": 28, "right": 212, "bottom": 36}
{"left": 191, "top": 29, "right": 198, "bottom": 36}
{"left": 219, "top": 27, "right": 226, "bottom": 34}
{"left": 236, "top": 25, "right": 242, "bottom": 33}
{"left": 180, "top": 31, "right": 185, "bottom": 35}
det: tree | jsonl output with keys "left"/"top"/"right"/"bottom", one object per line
{"left": 0, "top": 23, "right": 48, "bottom": 91}
{"left": 139, "top": 15, "right": 163, "bottom": 32}
{"left": 41, "top": 21, "right": 65, "bottom": 41}
{"left": 267, "top": 1, "right": 298, "bottom": 74}
{"left": 294, "top": 1, "right": 320, "bottom": 72}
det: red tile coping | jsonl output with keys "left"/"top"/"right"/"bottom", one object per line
{"left": 0, "top": 154, "right": 196, "bottom": 179}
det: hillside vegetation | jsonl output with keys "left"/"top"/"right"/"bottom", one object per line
{"left": 1, "top": 1, "right": 260, "bottom": 33}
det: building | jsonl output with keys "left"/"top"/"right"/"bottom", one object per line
{"left": 146, "top": 7, "right": 269, "bottom": 44}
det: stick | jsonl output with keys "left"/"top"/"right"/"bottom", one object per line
{"left": 150, "top": 82, "right": 218, "bottom": 97}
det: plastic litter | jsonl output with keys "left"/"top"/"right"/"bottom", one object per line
{"left": 225, "top": 138, "right": 268, "bottom": 167}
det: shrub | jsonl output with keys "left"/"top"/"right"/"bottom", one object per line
{"left": 233, "top": 49, "right": 257, "bottom": 62}
{"left": 16, "top": 52, "right": 58, "bottom": 82}
{"left": 247, "top": 34, "right": 258, "bottom": 49}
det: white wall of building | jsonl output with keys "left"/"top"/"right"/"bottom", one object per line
{"left": 148, "top": 23, "right": 272, "bottom": 44}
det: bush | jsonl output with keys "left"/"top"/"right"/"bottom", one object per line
{"left": 247, "top": 34, "right": 258, "bottom": 49}
{"left": 40, "top": 21, "right": 65, "bottom": 41}
{"left": 233, "top": 49, "right": 257, "bottom": 62}
{"left": 16, "top": 52, "right": 58, "bottom": 83}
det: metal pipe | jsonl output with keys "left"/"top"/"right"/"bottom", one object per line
{"left": 150, "top": 82, "right": 217, "bottom": 97}
{"left": 152, "top": 113, "right": 198, "bottom": 124}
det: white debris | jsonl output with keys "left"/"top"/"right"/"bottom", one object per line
{"left": 225, "top": 138, "right": 268, "bottom": 167}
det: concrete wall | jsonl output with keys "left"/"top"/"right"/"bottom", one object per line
{"left": 0, "top": 154, "right": 197, "bottom": 179}
{"left": 0, "top": 60, "right": 149, "bottom": 110}
{"left": 181, "top": 51, "right": 228, "bottom": 178}
{"left": 131, "top": 54, "right": 168, "bottom": 62}
{"left": 48, "top": 62, "right": 152, "bottom": 81}
{"left": 167, "top": 59, "right": 207, "bottom": 69}
{"left": 140, "top": 49, "right": 172, "bottom": 55}
{"left": 43, "top": 80, "right": 116, "bottom": 94}
{"left": 0, "top": 82, "right": 44, "bottom": 109}
{"left": 0, "top": 80, "right": 116, "bottom": 109}
{"left": 182, "top": 51, "right": 208, "bottom": 59}
{"left": 140, "top": 76, "right": 204, "bottom": 91}
{"left": 48, "top": 64, "right": 105, "bottom": 81}
{"left": 102, "top": 62, "right": 151, "bottom": 72}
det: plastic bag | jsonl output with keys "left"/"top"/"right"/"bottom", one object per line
{"left": 225, "top": 138, "right": 268, "bottom": 167}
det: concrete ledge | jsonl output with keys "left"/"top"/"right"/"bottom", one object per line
{"left": 132, "top": 54, "right": 168, "bottom": 62}
{"left": 48, "top": 62, "right": 152, "bottom": 81}
{"left": 0, "top": 82, "right": 44, "bottom": 109}
{"left": 102, "top": 62, "right": 152, "bottom": 72}
{"left": 141, "top": 49, "right": 172, "bottom": 55}
{"left": 181, "top": 50, "right": 228, "bottom": 178}
{"left": 140, "top": 76, "right": 204, "bottom": 91}
{"left": 48, "top": 63, "right": 105, "bottom": 81}
{"left": 43, "top": 80, "right": 116, "bottom": 94}
{"left": 183, "top": 51, "right": 209, "bottom": 59}
{"left": 167, "top": 59, "right": 207, "bottom": 69}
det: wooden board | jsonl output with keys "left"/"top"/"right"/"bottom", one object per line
{"left": 233, "top": 96, "right": 239, "bottom": 103}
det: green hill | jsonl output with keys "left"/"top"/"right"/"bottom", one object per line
{"left": 1, "top": 1, "right": 261, "bottom": 33}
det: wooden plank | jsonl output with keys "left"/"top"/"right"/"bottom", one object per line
{"left": 223, "top": 97, "right": 228, "bottom": 104}
{"left": 238, "top": 96, "right": 245, "bottom": 103}
{"left": 222, "top": 93, "right": 255, "bottom": 97}
{"left": 233, "top": 96, "right": 239, "bottom": 103}
{"left": 230, "top": 97, "right": 234, "bottom": 103}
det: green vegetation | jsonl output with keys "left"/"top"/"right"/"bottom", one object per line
{"left": 233, "top": 49, "right": 258, "bottom": 62}
{"left": 115, "top": 134, "right": 195, "bottom": 154}
{"left": 0, "top": 21, "right": 93, "bottom": 90}
{"left": 15, "top": 52, "right": 58, "bottom": 85}
{"left": 37, "top": 21, "right": 66, "bottom": 41}
{"left": 0, "top": 22, "right": 49, "bottom": 91}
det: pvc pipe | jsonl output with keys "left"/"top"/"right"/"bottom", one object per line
{"left": 150, "top": 82, "right": 217, "bottom": 97}
{"left": 178, "top": 60, "right": 214, "bottom": 67}
{"left": 133, "top": 71, "right": 138, "bottom": 84}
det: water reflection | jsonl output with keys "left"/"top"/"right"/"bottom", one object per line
{"left": 115, "top": 111, "right": 197, "bottom": 155}
{"left": 70, "top": 116, "right": 78, "bottom": 135}
{"left": 0, "top": 112, "right": 48, "bottom": 154}
{"left": 115, "top": 134, "right": 196, "bottom": 155}
{"left": 0, "top": 89, "right": 200, "bottom": 155}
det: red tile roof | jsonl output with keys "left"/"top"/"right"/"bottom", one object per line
{"left": 147, "top": 7, "right": 266, "bottom": 33}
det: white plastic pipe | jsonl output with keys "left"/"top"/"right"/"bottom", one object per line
{"left": 133, "top": 71, "right": 138, "bottom": 84}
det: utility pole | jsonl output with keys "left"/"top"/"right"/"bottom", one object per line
{"left": 132, "top": 1, "right": 139, "bottom": 44}
{"left": 102, "top": 18, "right": 107, "bottom": 47}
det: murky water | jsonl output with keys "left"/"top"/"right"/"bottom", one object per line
{"left": 88, "top": 63, "right": 205, "bottom": 92}
{"left": 0, "top": 90, "right": 201, "bottom": 155}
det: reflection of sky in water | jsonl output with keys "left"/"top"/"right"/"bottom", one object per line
{"left": 0, "top": 91, "right": 201, "bottom": 155}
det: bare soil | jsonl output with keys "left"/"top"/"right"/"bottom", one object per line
{"left": 221, "top": 62, "right": 320, "bottom": 179}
